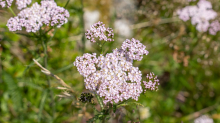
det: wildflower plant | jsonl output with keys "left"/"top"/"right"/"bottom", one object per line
{"left": 2, "top": 0, "right": 220, "bottom": 122}
{"left": 1, "top": 0, "right": 71, "bottom": 121}
{"left": 73, "top": 21, "right": 159, "bottom": 122}
{"left": 1, "top": 0, "right": 70, "bottom": 70}
{"left": 32, "top": 21, "right": 159, "bottom": 122}
{"left": 1, "top": 0, "right": 159, "bottom": 121}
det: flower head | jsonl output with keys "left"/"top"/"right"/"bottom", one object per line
{"left": 16, "top": 0, "right": 31, "bottom": 10}
{"left": 121, "top": 38, "right": 149, "bottom": 61}
{"left": 74, "top": 37, "right": 154, "bottom": 104}
{"left": 0, "top": 0, "right": 14, "bottom": 8}
{"left": 6, "top": 1, "right": 69, "bottom": 32}
{"left": 209, "top": 20, "right": 220, "bottom": 35}
{"left": 73, "top": 53, "right": 98, "bottom": 77}
{"left": 143, "top": 72, "right": 160, "bottom": 92}
{"left": 177, "top": 0, "right": 220, "bottom": 34}
{"left": 85, "top": 21, "right": 114, "bottom": 43}
{"left": 0, "top": 0, "right": 31, "bottom": 10}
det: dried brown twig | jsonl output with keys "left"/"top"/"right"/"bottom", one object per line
{"left": 33, "top": 59, "right": 74, "bottom": 93}
{"left": 181, "top": 103, "right": 219, "bottom": 121}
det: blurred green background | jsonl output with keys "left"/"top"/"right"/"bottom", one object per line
{"left": 0, "top": 0, "right": 220, "bottom": 122}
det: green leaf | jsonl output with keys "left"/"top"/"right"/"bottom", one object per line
{"left": 3, "top": 72, "right": 23, "bottom": 112}
{"left": 22, "top": 81, "right": 43, "bottom": 91}
{"left": 113, "top": 104, "right": 117, "bottom": 113}
{"left": 23, "top": 57, "right": 41, "bottom": 75}
{"left": 86, "top": 113, "right": 104, "bottom": 123}
{"left": 117, "top": 102, "right": 144, "bottom": 108}
{"left": 53, "top": 64, "right": 74, "bottom": 74}
{"left": 15, "top": 32, "right": 35, "bottom": 38}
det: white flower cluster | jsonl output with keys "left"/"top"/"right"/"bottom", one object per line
{"left": 74, "top": 38, "right": 150, "bottom": 104}
{"left": 177, "top": 0, "right": 220, "bottom": 35}
{"left": 85, "top": 21, "right": 114, "bottom": 42}
{"left": 0, "top": 0, "right": 31, "bottom": 10}
{"left": 6, "top": 1, "right": 69, "bottom": 32}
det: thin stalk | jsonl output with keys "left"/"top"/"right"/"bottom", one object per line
{"left": 37, "top": 0, "right": 71, "bottom": 118}
{"left": 41, "top": 30, "right": 55, "bottom": 120}
{"left": 92, "top": 104, "right": 100, "bottom": 113}
{"left": 102, "top": 116, "right": 106, "bottom": 123}
{"left": 189, "top": 32, "right": 205, "bottom": 57}
{"left": 100, "top": 41, "right": 106, "bottom": 54}
{"left": 95, "top": 94, "right": 104, "bottom": 110}
{"left": 8, "top": 7, "right": 16, "bottom": 16}
{"left": 80, "top": 0, "right": 86, "bottom": 53}
{"left": 64, "top": 0, "right": 70, "bottom": 8}
{"left": 0, "top": 47, "right": 2, "bottom": 83}
{"left": 42, "top": 40, "right": 48, "bottom": 69}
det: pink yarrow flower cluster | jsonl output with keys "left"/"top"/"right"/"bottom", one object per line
{"left": 0, "top": 0, "right": 13, "bottom": 8}
{"left": 85, "top": 21, "right": 114, "bottom": 42}
{"left": 0, "top": 0, "right": 31, "bottom": 10}
{"left": 209, "top": 20, "right": 220, "bottom": 35}
{"left": 143, "top": 72, "right": 160, "bottom": 92}
{"left": 187, "top": 0, "right": 196, "bottom": 2}
{"left": 122, "top": 38, "right": 149, "bottom": 61}
{"left": 177, "top": 0, "right": 220, "bottom": 35}
{"left": 16, "top": 0, "right": 31, "bottom": 10}
{"left": 74, "top": 36, "right": 157, "bottom": 104}
{"left": 6, "top": 0, "right": 69, "bottom": 32}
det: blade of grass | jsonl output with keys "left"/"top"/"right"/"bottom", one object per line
{"left": 53, "top": 64, "right": 74, "bottom": 74}
{"left": 38, "top": 89, "right": 48, "bottom": 123}
{"left": 23, "top": 57, "right": 41, "bottom": 75}
{"left": 64, "top": 0, "right": 70, "bottom": 8}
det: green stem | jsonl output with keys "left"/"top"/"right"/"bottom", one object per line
{"left": 64, "top": 0, "right": 70, "bottom": 8}
{"left": 92, "top": 104, "right": 100, "bottom": 113}
{"left": 80, "top": 0, "right": 86, "bottom": 53}
{"left": 95, "top": 94, "right": 104, "bottom": 110}
{"left": 38, "top": 0, "right": 71, "bottom": 120}
{"left": 189, "top": 32, "right": 205, "bottom": 57}
{"left": 41, "top": 31, "right": 55, "bottom": 120}
{"left": 42, "top": 40, "right": 48, "bottom": 68}
{"left": 100, "top": 41, "right": 106, "bottom": 54}
{"left": 102, "top": 116, "right": 106, "bottom": 123}
{"left": 8, "top": 7, "right": 16, "bottom": 16}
